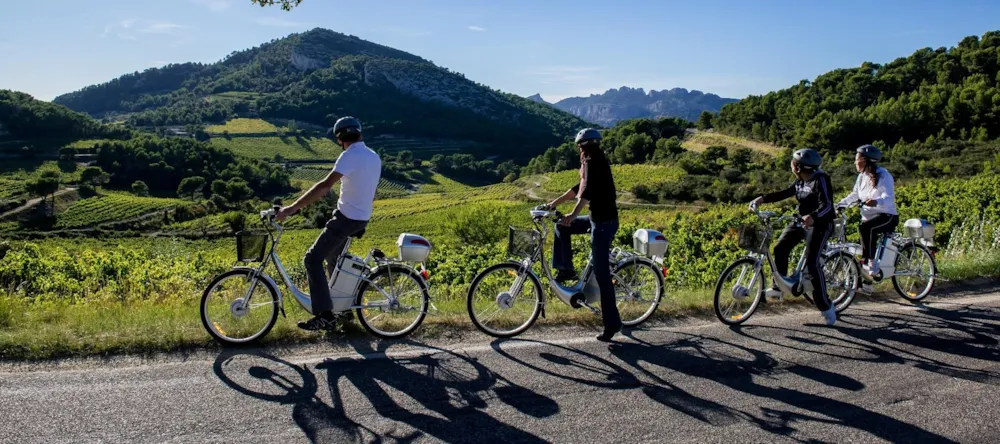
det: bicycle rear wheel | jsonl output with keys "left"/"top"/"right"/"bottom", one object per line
{"left": 356, "top": 264, "right": 430, "bottom": 339}
{"left": 201, "top": 269, "right": 279, "bottom": 345}
{"left": 612, "top": 258, "right": 664, "bottom": 327}
{"left": 823, "top": 250, "right": 860, "bottom": 313}
{"left": 467, "top": 262, "right": 543, "bottom": 338}
{"left": 892, "top": 243, "right": 937, "bottom": 302}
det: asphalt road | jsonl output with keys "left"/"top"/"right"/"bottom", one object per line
{"left": 3, "top": 285, "right": 1000, "bottom": 443}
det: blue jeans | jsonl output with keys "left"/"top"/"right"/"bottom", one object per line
{"left": 553, "top": 216, "right": 622, "bottom": 331}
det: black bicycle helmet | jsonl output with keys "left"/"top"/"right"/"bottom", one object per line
{"left": 792, "top": 148, "right": 822, "bottom": 168}
{"left": 332, "top": 116, "right": 362, "bottom": 137}
{"left": 574, "top": 128, "right": 602, "bottom": 144}
{"left": 856, "top": 144, "right": 882, "bottom": 162}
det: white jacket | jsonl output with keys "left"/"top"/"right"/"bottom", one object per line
{"left": 837, "top": 167, "right": 897, "bottom": 221}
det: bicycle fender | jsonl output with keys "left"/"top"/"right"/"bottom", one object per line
{"left": 232, "top": 266, "right": 285, "bottom": 317}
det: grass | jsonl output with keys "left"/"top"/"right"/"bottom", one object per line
{"left": 682, "top": 131, "right": 782, "bottom": 155}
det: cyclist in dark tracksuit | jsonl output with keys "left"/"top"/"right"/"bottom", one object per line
{"left": 752, "top": 148, "right": 838, "bottom": 326}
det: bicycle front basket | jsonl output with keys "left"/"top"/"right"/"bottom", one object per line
{"left": 508, "top": 226, "right": 541, "bottom": 258}
{"left": 235, "top": 231, "right": 268, "bottom": 263}
{"left": 737, "top": 225, "right": 763, "bottom": 253}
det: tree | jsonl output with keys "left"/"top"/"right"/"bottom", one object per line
{"left": 132, "top": 180, "right": 150, "bottom": 197}
{"left": 397, "top": 150, "right": 414, "bottom": 164}
{"left": 211, "top": 179, "right": 229, "bottom": 198}
{"left": 226, "top": 178, "right": 254, "bottom": 202}
{"left": 696, "top": 111, "right": 715, "bottom": 130}
{"left": 177, "top": 176, "right": 206, "bottom": 200}
{"left": 80, "top": 166, "right": 110, "bottom": 188}
{"left": 26, "top": 170, "right": 60, "bottom": 208}
{"left": 286, "top": 119, "right": 298, "bottom": 135}
{"left": 251, "top": 0, "right": 303, "bottom": 10}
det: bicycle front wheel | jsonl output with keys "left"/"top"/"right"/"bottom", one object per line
{"left": 823, "top": 250, "right": 860, "bottom": 313}
{"left": 714, "top": 258, "right": 764, "bottom": 325}
{"left": 612, "top": 258, "right": 664, "bottom": 327}
{"left": 201, "top": 269, "right": 279, "bottom": 345}
{"left": 467, "top": 262, "right": 544, "bottom": 338}
{"left": 892, "top": 243, "right": 937, "bottom": 302}
{"left": 356, "top": 264, "right": 430, "bottom": 339}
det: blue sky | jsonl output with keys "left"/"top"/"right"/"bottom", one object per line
{"left": 2, "top": 0, "right": 999, "bottom": 103}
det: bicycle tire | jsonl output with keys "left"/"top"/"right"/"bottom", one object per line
{"left": 200, "top": 268, "right": 280, "bottom": 346}
{"left": 612, "top": 257, "right": 665, "bottom": 327}
{"left": 355, "top": 264, "right": 430, "bottom": 339}
{"left": 892, "top": 243, "right": 937, "bottom": 302}
{"left": 713, "top": 258, "right": 764, "bottom": 325}
{"left": 467, "top": 262, "right": 544, "bottom": 338}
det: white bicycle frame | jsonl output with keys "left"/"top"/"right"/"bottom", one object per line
{"left": 832, "top": 202, "right": 935, "bottom": 281}
{"left": 237, "top": 209, "right": 426, "bottom": 317}
{"left": 507, "top": 209, "right": 652, "bottom": 313}
{"left": 741, "top": 203, "right": 817, "bottom": 298}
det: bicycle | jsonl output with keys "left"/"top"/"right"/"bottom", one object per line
{"left": 713, "top": 202, "right": 861, "bottom": 325}
{"left": 466, "top": 205, "right": 666, "bottom": 338}
{"left": 835, "top": 206, "right": 938, "bottom": 302}
{"left": 200, "top": 205, "right": 433, "bottom": 345}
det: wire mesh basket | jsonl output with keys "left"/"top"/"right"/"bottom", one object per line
{"left": 508, "top": 226, "right": 541, "bottom": 258}
{"left": 235, "top": 231, "right": 268, "bottom": 263}
{"left": 737, "top": 225, "right": 765, "bottom": 253}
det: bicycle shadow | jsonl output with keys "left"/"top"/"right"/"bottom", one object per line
{"left": 212, "top": 341, "right": 558, "bottom": 444}
{"left": 315, "top": 340, "right": 555, "bottom": 443}
{"left": 607, "top": 333, "right": 955, "bottom": 443}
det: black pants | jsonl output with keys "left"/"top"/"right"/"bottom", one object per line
{"left": 772, "top": 221, "right": 833, "bottom": 311}
{"left": 860, "top": 214, "right": 899, "bottom": 261}
{"left": 304, "top": 211, "right": 368, "bottom": 314}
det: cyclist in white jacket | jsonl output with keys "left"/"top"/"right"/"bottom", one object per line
{"left": 837, "top": 144, "right": 898, "bottom": 276}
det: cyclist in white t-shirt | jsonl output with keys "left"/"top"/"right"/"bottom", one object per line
{"left": 276, "top": 116, "right": 382, "bottom": 331}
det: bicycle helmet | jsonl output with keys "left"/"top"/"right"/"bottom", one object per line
{"left": 333, "top": 116, "right": 362, "bottom": 137}
{"left": 574, "top": 128, "right": 602, "bottom": 144}
{"left": 792, "top": 148, "right": 822, "bottom": 168}
{"left": 856, "top": 144, "right": 882, "bottom": 162}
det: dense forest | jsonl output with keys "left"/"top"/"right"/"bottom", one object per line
{"left": 92, "top": 136, "right": 292, "bottom": 198}
{"left": 711, "top": 31, "right": 1000, "bottom": 155}
{"left": 52, "top": 28, "right": 588, "bottom": 158}
{"left": 0, "top": 90, "right": 126, "bottom": 141}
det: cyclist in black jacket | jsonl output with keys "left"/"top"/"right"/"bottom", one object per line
{"left": 751, "top": 148, "right": 838, "bottom": 325}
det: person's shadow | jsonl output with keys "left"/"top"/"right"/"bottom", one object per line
{"left": 213, "top": 341, "right": 558, "bottom": 443}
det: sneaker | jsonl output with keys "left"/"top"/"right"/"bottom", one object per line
{"left": 859, "top": 283, "right": 873, "bottom": 294}
{"left": 821, "top": 307, "right": 837, "bottom": 326}
{"left": 298, "top": 315, "right": 336, "bottom": 331}
{"left": 765, "top": 287, "right": 783, "bottom": 300}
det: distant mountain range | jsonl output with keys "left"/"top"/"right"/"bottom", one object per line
{"left": 52, "top": 28, "right": 588, "bottom": 158}
{"left": 531, "top": 87, "right": 738, "bottom": 127}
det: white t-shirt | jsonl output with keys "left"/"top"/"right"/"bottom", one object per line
{"left": 837, "top": 167, "right": 897, "bottom": 221}
{"left": 331, "top": 142, "right": 381, "bottom": 221}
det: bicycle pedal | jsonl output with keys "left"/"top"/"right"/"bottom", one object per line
{"left": 582, "top": 302, "right": 601, "bottom": 315}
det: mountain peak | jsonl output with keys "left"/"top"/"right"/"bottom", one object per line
{"left": 526, "top": 93, "right": 548, "bottom": 104}
{"left": 552, "top": 85, "right": 737, "bottom": 126}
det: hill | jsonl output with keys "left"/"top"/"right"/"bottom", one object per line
{"left": 550, "top": 86, "right": 737, "bottom": 126}
{"left": 0, "top": 90, "right": 121, "bottom": 144}
{"left": 52, "top": 28, "right": 589, "bottom": 158}
{"left": 711, "top": 30, "right": 1000, "bottom": 157}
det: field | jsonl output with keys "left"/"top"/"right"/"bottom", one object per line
{"left": 290, "top": 164, "right": 412, "bottom": 198}
{"left": 210, "top": 136, "right": 342, "bottom": 161}
{"left": 205, "top": 118, "right": 280, "bottom": 135}
{"left": 0, "top": 161, "right": 81, "bottom": 200}
{"left": 53, "top": 192, "right": 187, "bottom": 229}
{"left": 681, "top": 130, "right": 782, "bottom": 155}
{"left": 540, "top": 164, "right": 686, "bottom": 195}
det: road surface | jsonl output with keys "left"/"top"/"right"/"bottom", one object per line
{"left": 2, "top": 285, "right": 1000, "bottom": 443}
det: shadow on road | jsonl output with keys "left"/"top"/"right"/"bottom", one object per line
{"left": 213, "top": 340, "right": 557, "bottom": 443}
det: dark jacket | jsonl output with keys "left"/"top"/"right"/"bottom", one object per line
{"left": 761, "top": 170, "right": 835, "bottom": 223}
{"left": 571, "top": 150, "right": 618, "bottom": 222}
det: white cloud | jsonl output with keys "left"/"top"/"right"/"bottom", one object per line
{"left": 140, "top": 22, "right": 187, "bottom": 34}
{"left": 468, "top": 26, "right": 486, "bottom": 32}
{"left": 253, "top": 17, "right": 308, "bottom": 27}
{"left": 117, "top": 33, "right": 138, "bottom": 41}
{"left": 190, "top": 0, "right": 234, "bottom": 11}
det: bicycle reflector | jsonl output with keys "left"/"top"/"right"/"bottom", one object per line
{"left": 421, "top": 270, "right": 431, "bottom": 280}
